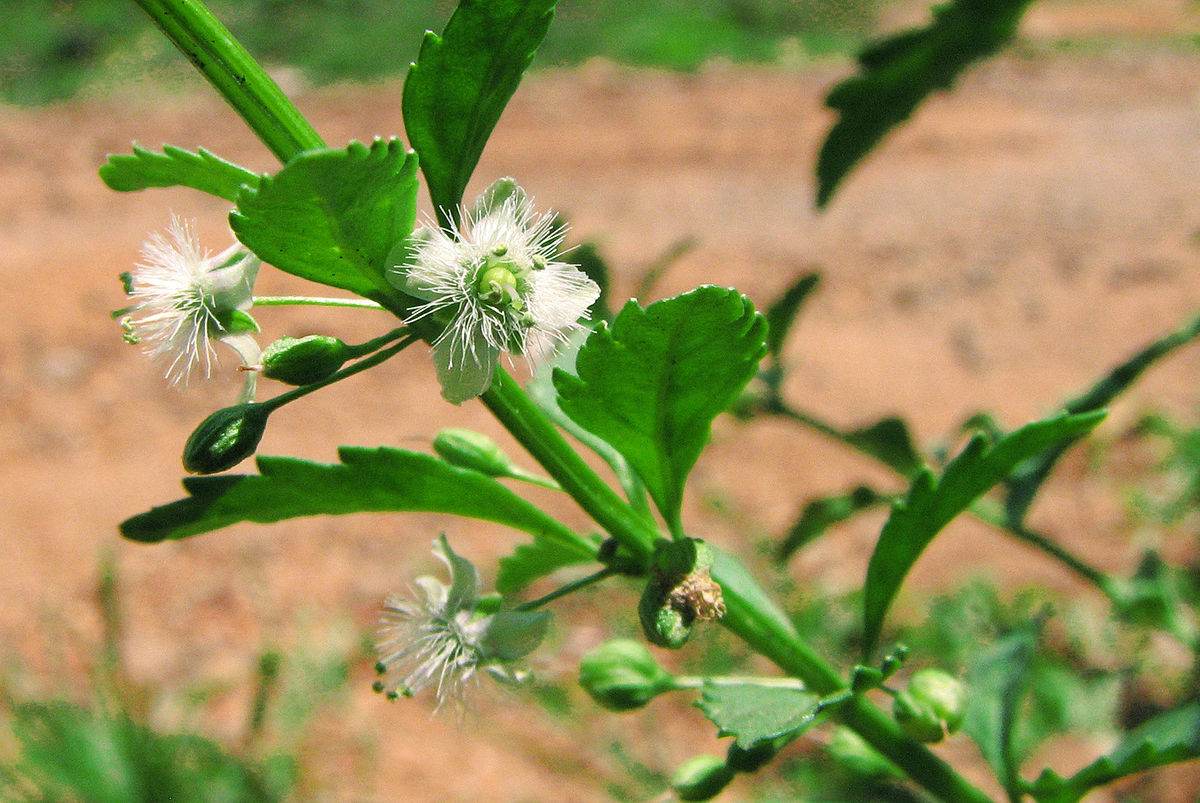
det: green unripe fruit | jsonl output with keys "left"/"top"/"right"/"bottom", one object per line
{"left": 261, "top": 335, "right": 350, "bottom": 385}
{"left": 671, "top": 755, "right": 734, "bottom": 802}
{"left": 893, "top": 668, "right": 966, "bottom": 743}
{"left": 182, "top": 403, "right": 269, "bottom": 474}
{"left": 578, "top": 639, "right": 673, "bottom": 711}
{"left": 433, "top": 428, "right": 513, "bottom": 477}
{"left": 638, "top": 538, "right": 726, "bottom": 649}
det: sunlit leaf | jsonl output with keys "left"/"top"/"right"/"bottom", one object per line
{"left": 120, "top": 447, "right": 596, "bottom": 566}
{"left": 403, "top": 0, "right": 556, "bottom": 217}
{"left": 696, "top": 682, "right": 820, "bottom": 749}
{"left": 1029, "top": 702, "right": 1200, "bottom": 803}
{"left": 862, "top": 411, "right": 1104, "bottom": 657}
{"left": 554, "top": 286, "right": 767, "bottom": 529}
{"left": 230, "top": 138, "right": 417, "bottom": 306}
{"left": 1005, "top": 312, "right": 1200, "bottom": 527}
{"left": 100, "top": 143, "right": 259, "bottom": 202}
{"left": 816, "top": 0, "right": 1032, "bottom": 207}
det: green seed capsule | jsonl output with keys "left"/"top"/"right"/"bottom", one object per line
{"left": 432, "top": 428, "right": 513, "bottom": 477}
{"left": 671, "top": 755, "right": 734, "bottom": 802}
{"left": 182, "top": 403, "right": 269, "bottom": 474}
{"left": 261, "top": 335, "right": 350, "bottom": 385}
{"left": 578, "top": 639, "right": 673, "bottom": 712}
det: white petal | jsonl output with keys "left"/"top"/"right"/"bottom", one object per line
{"left": 433, "top": 336, "right": 501, "bottom": 404}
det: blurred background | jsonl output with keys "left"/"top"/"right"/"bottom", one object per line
{"left": 3, "top": 0, "right": 1200, "bottom": 800}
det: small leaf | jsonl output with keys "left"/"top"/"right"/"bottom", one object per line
{"left": 816, "top": 0, "right": 1032, "bottom": 207}
{"left": 1005, "top": 311, "right": 1200, "bottom": 528}
{"left": 765, "top": 272, "right": 821, "bottom": 357}
{"left": 696, "top": 682, "right": 820, "bottom": 749}
{"left": 497, "top": 536, "right": 600, "bottom": 595}
{"left": 554, "top": 286, "right": 767, "bottom": 529}
{"left": 1029, "top": 702, "right": 1200, "bottom": 803}
{"left": 845, "top": 416, "right": 924, "bottom": 477}
{"left": 120, "top": 447, "right": 596, "bottom": 566}
{"left": 230, "top": 139, "right": 417, "bottom": 306}
{"left": 963, "top": 625, "right": 1038, "bottom": 796}
{"left": 403, "top": 0, "right": 556, "bottom": 216}
{"left": 100, "top": 143, "right": 259, "bottom": 202}
{"left": 777, "top": 485, "right": 884, "bottom": 562}
{"left": 862, "top": 410, "right": 1105, "bottom": 657}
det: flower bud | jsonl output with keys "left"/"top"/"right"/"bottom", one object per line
{"left": 725, "top": 739, "right": 778, "bottom": 773}
{"left": 433, "top": 428, "right": 514, "bottom": 477}
{"left": 182, "top": 403, "right": 269, "bottom": 474}
{"left": 893, "top": 668, "right": 966, "bottom": 743}
{"left": 261, "top": 335, "right": 350, "bottom": 385}
{"left": 670, "top": 755, "right": 734, "bottom": 802}
{"left": 578, "top": 639, "right": 673, "bottom": 711}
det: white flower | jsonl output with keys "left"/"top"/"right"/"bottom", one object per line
{"left": 391, "top": 179, "right": 600, "bottom": 404}
{"left": 123, "top": 216, "right": 261, "bottom": 398}
{"left": 373, "top": 535, "right": 550, "bottom": 711}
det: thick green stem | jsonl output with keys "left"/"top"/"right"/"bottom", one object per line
{"left": 132, "top": 0, "right": 323, "bottom": 163}
{"left": 481, "top": 369, "right": 657, "bottom": 563}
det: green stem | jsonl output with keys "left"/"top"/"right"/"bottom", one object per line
{"left": 672, "top": 675, "right": 807, "bottom": 691}
{"left": 131, "top": 0, "right": 323, "bottom": 163}
{"left": 259, "top": 332, "right": 417, "bottom": 412}
{"left": 254, "top": 296, "right": 387, "bottom": 310}
{"left": 515, "top": 568, "right": 614, "bottom": 611}
{"left": 481, "top": 369, "right": 658, "bottom": 563}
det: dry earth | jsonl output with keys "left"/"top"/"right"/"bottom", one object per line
{"left": 3, "top": 1, "right": 1200, "bottom": 800}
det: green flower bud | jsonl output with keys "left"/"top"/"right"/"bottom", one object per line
{"left": 261, "top": 335, "right": 350, "bottom": 385}
{"left": 578, "top": 638, "right": 673, "bottom": 711}
{"left": 182, "top": 403, "right": 269, "bottom": 474}
{"left": 671, "top": 755, "right": 734, "bottom": 802}
{"left": 893, "top": 668, "right": 966, "bottom": 743}
{"left": 433, "top": 428, "right": 514, "bottom": 477}
{"left": 725, "top": 740, "right": 778, "bottom": 773}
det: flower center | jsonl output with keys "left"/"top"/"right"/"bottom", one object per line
{"left": 473, "top": 246, "right": 529, "bottom": 310}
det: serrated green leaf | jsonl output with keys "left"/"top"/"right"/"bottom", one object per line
{"left": 963, "top": 625, "right": 1038, "bottom": 797}
{"left": 765, "top": 272, "right": 820, "bottom": 357}
{"left": 230, "top": 139, "right": 417, "bottom": 305}
{"left": 1029, "top": 702, "right": 1200, "bottom": 803}
{"left": 100, "top": 143, "right": 260, "bottom": 202}
{"left": 1005, "top": 312, "right": 1200, "bottom": 528}
{"left": 777, "top": 485, "right": 884, "bottom": 562}
{"left": 403, "top": 0, "right": 555, "bottom": 217}
{"left": 816, "top": 0, "right": 1032, "bottom": 207}
{"left": 696, "top": 682, "right": 820, "bottom": 749}
{"left": 119, "top": 448, "right": 596, "bottom": 567}
{"left": 554, "top": 286, "right": 767, "bottom": 530}
{"left": 497, "top": 536, "right": 600, "bottom": 595}
{"left": 862, "top": 410, "right": 1105, "bottom": 657}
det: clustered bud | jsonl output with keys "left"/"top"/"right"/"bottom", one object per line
{"left": 892, "top": 668, "right": 967, "bottom": 743}
{"left": 638, "top": 539, "right": 726, "bottom": 649}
